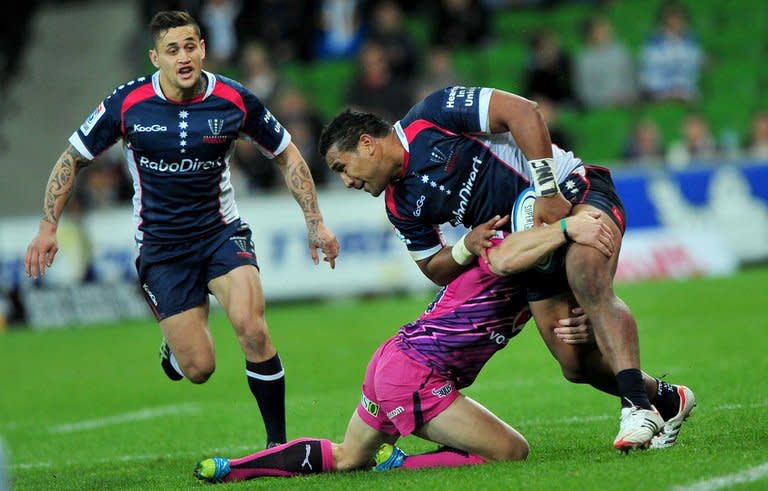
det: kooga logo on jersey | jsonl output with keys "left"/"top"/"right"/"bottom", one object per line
{"left": 133, "top": 123, "right": 167, "bottom": 132}
{"left": 138, "top": 156, "right": 224, "bottom": 172}
{"left": 451, "top": 155, "right": 483, "bottom": 225}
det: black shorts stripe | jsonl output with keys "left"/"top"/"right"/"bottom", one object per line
{"left": 413, "top": 392, "right": 424, "bottom": 428}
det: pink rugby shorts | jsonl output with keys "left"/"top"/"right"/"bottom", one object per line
{"left": 356, "top": 337, "right": 459, "bottom": 436}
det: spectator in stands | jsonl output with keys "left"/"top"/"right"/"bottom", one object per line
{"left": 272, "top": 87, "right": 328, "bottom": 186}
{"left": 522, "top": 29, "right": 574, "bottom": 108}
{"left": 236, "top": 0, "right": 312, "bottom": 63}
{"left": 235, "top": 87, "right": 327, "bottom": 191}
{"left": 666, "top": 113, "right": 719, "bottom": 168}
{"left": 531, "top": 94, "right": 572, "bottom": 150}
{"left": 240, "top": 41, "right": 281, "bottom": 106}
{"left": 747, "top": 111, "right": 768, "bottom": 161}
{"left": 312, "top": 0, "right": 366, "bottom": 60}
{"left": 368, "top": 0, "right": 419, "bottom": 80}
{"left": 344, "top": 40, "right": 411, "bottom": 123}
{"left": 622, "top": 118, "right": 664, "bottom": 166}
{"left": 199, "top": 0, "right": 241, "bottom": 73}
{"left": 75, "top": 146, "right": 133, "bottom": 210}
{"left": 413, "top": 45, "right": 462, "bottom": 102}
{"left": 639, "top": 3, "right": 705, "bottom": 103}
{"left": 430, "top": 0, "right": 491, "bottom": 49}
{"left": 0, "top": 3, "right": 39, "bottom": 102}
{"left": 573, "top": 15, "right": 636, "bottom": 109}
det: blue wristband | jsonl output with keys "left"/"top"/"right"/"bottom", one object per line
{"left": 560, "top": 218, "right": 572, "bottom": 242}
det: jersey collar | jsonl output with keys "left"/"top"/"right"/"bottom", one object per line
{"left": 151, "top": 70, "right": 216, "bottom": 104}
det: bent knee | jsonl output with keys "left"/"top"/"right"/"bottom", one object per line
{"left": 183, "top": 360, "right": 215, "bottom": 384}
{"left": 566, "top": 248, "right": 611, "bottom": 301}
{"left": 485, "top": 434, "right": 529, "bottom": 462}
{"left": 561, "top": 366, "right": 590, "bottom": 385}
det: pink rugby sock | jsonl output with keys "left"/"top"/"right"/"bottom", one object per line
{"left": 400, "top": 446, "right": 485, "bottom": 469}
{"left": 225, "top": 438, "right": 335, "bottom": 481}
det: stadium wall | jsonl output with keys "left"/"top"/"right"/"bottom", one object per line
{"left": 3, "top": 161, "right": 767, "bottom": 329}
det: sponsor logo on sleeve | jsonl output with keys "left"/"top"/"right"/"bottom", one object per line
{"left": 444, "top": 86, "right": 477, "bottom": 110}
{"left": 80, "top": 101, "right": 106, "bottom": 136}
{"left": 361, "top": 394, "right": 380, "bottom": 417}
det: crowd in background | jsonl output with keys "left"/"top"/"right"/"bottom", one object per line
{"left": 5, "top": 0, "right": 768, "bottom": 213}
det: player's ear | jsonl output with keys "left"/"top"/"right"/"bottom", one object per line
{"left": 149, "top": 49, "right": 160, "bottom": 69}
{"left": 359, "top": 134, "right": 375, "bottom": 155}
{"left": 200, "top": 39, "right": 206, "bottom": 61}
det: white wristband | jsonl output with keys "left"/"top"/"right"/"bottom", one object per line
{"left": 527, "top": 158, "right": 560, "bottom": 197}
{"left": 451, "top": 232, "right": 474, "bottom": 266}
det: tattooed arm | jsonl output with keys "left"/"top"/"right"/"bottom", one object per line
{"left": 274, "top": 142, "right": 339, "bottom": 268}
{"left": 24, "top": 145, "right": 93, "bottom": 278}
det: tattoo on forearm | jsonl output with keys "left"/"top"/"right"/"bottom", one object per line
{"left": 42, "top": 146, "right": 91, "bottom": 224}
{"left": 285, "top": 159, "right": 320, "bottom": 217}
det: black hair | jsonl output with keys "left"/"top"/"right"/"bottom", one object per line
{"left": 318, "top": 109, "right": 391, "bottom": 158}
{"left": 149, "top": 10, "right": 201, "bottom": 47}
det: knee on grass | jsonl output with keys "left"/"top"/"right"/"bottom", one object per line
{"left": 482, "top": 434, "right": 530, "bottom": 462}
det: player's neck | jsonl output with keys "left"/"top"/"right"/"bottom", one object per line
{"left": 385, "top": 131, "right": 406, "bottom": 180}
{"left": 159, "top": 73, "right": 207, "bottom": 102}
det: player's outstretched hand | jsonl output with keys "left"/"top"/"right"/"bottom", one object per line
{"left": 554, "top": 307, "right": 594, "bottom": 345}
{"left": 565, "top": 211, "right": 615, "bottom": 257}
{"left": 533, "top": 193, "right": 572, "bottom": 226}
{"left": 465, "top": 215, "right": 509, "bottom": 259}
{"left": 24, "top": 222, "right": 59, "bottom": 279}
{"left": 308, "top": 220, "right": 339, "bottom": 269}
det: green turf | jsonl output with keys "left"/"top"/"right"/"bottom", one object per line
{"left": 1, "top": 268, "right": 767, "bottom": 490}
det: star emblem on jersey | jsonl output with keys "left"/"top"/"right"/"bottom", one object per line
{"left": 179, "top": 121, "right": 188, "bottom": 130}
{"left": 414, "top": 173, "right": 451, "bottom": 196}
{"left": 564, "top": 179, "right": 578, "bottom": 194}
{"left": 179, "top": 110, "right": 189, "bottom": 119}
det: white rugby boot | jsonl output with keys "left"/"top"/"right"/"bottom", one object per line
{"left": 650, "top": 385, "right": 696, "bottom": 449}
{"left": 613, "top": 403, "right": 664, "bottom": 452}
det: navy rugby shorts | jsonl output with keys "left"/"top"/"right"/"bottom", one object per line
{"left": 524, "top": 165, "right": 626, "bottom": 302}
{"left": 135, "top": 220, "right": 259, "bottom": 320}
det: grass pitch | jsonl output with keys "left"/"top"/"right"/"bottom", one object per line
{"left": 1, "top": 267, "right": 767, "bottom": 490}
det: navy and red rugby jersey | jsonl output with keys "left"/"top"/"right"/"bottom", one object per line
{"left": 69, "top": 71, "right": 290, "bottom": 243}
{"left": 386, "top": 86, "right": 584, "bottom": 260}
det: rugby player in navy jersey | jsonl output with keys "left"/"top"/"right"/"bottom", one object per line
{"left": 318, "top": 87, "right": 695, "bottom": 451}
{"left": 24, "top": 10, "right": 339, "bottom": 448}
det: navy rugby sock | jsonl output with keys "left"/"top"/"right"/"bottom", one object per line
{"left": 652, "top": 379, "right": 681, "bottom": 420}
{"left": 246, "top": 354, "right": 286, "bottom": 446}
{"left": 616, "top": 368, "right": 652, "bottom": 409}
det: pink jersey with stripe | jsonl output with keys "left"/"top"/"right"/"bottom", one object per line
{"left": 395, "top": 256, "right": 531, "bottom": 389}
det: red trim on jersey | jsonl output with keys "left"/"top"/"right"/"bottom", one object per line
{"left": 121, "top": 83, "right": 156, "bottom": 135}
{"left": 211, "top": 82, "right": 247, "bottom": 125}
{"left": 403, "top": 119, "right": 457, "bottom": 140}
{"left": 611, "top": 206, "right": 626, "bottom": 233}
{"left": 400, "top": 119, "right": 458, "bottom": 176}
{"left": 385, "top": 184, "right": 404, "bottom": 220}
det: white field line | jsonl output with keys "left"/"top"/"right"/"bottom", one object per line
{"left": 10, "top": 444, "right": 257, "bottom": 471}
{"left": 9, "top": 400, "right": 768, "bottom": 470}
{"left": 671, "top": 462, "right": 768, "bottom": 491}
{"left": 48, "top": 403, "right": 200, "bottom": 434}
